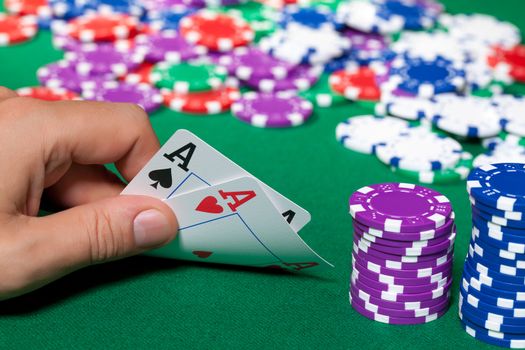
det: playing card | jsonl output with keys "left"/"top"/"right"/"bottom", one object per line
{"left": 122, "top": 129, "right": 310, "bottom": 232}
{"left": 148, "top": 177, "right": 331, "bottom": 270}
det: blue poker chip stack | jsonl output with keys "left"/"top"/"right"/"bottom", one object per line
{"left": 461, "top": 163, "right": 525, "bottom": 348}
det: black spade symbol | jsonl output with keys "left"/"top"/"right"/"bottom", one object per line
{"left": 148, "top": 168, "right": 172, "bottom": 189}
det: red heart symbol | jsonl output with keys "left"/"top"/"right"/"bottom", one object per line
{"left": 193, "top": 251, "right": 213, "bottom": 259}
{"left": 196, "top": 196, "right": 223, "bottom": 214}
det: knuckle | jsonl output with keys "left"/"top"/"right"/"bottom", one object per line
{"left": 82, "top": 206, "right": 127, "bottom": 264}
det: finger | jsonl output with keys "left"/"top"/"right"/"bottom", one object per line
{"left": 39, "top": 100, "right": 160, "bottom": 181}
{"left": 0, "top": 86, "right": 17, "bottom": 102}
{"left": 1, "top": 195, "right": 178, "bottom": 300}
{"left": 44, "top": 164, "right": 124, "bottom": 209}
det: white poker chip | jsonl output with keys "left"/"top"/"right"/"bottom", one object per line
{"left": 473, "top": 149, "right": 525, "bottom": 168}
{"left": 375, "top": 127, "right": 463, "bottom": 172}
{"left": 439, "top": 13, "right": 521, "bottom": 49}
{"left": 336, "top": 0, "right": 404, "bottom": 34}
{"left": 375, "top": 95, "right": 434, "bottom": 121}
{"left": 335, "top": 115, "right": 410, "bottom": 154}
{"left": 429, "top": 94, "right": 502, "bottom": 138}
{"left": 391, "top": 32, "right": 467, "bottom": 62}
{"left": 493, "top": 95, "right": 525, "bottom": 137}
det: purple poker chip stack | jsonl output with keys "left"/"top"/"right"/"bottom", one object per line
{"left": 348, "top": 182, "right": 456, "bottom": 325}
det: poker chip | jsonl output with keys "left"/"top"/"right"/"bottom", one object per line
{"left": 163, "top": 86, "right": 240, "bottom": 114}
{"left": 231, "top": 91, "right": 313, "bottom": 128}
{"left": 391, "top": 31, "right": 467, "bottom": 62}
{"left": 335, "top": 115, "right": 410, "bottom": 154}
{"left": 151, "top": 61, "right": 228, "bottom": 93}
{"left": 217, "top": 46, "right": 295, "bottom": 81}
{"left": 460, "top": 313, "right": 525, "bottom": 349}
{"left": 375, "top": 127, "right": 463, "bottom": 172}
{"left": 439, "top": 13, "right": 521, "bottom": 49}
{"left": 135, "top": 30, "right": 207, "bottom": 64}
{"left": 375, "top": 95, "right": 433, "bottom": 121}
{"left": 16, "top": 86, "right": 80, "bottom": 101}
{"left": 336, "top": 0, "right": 404, "bottom": 35}
{"left": 146, "top": 7, "right": 197, "bottom": 32}
{"left": 428, "top": 94, "right": 502, "bottom": 138}
{"left": 342, "top": 28, "right": 394, "bottom": 65}
{"left": 180, "top": 11, "right": 255, "bottom": 52}
{"left": 373, "top": 0, "right": 440, "bottom": 31}
{"left": 329, "top": 66, "right": 382, "bottom": 101}
{"left": 81, "top": 0, "right": 145, "bottom": 18}
{"left": 64, "top": 43, "right": 144, "bottom": 77}
{"left": 244, "top": 64, "right": 322, "bottom": 92}
{"left": 349, "top": 183, "right": 452, "bottom": 233}
{"left": 58, "top": 12, "right": 139, "bottom": 42}
{"left": 37, "top": 60, "right": 115, "bottom": 92}
{"left": 5, "top": 0, "right": 52, "bottom": 22}
{"left": 383, "top": 56, "right": 466, "bottom": 98}
{"left": 473, "top": 149, "right": 525, "bottom": 169}
{"left": 489, "top": 45, "right": 525, "bottom": 83}
{"left": 123, "top": 62, "right": 154, "bottom": 85}
{"left": 0, "top": 13, "right": 38, "bottom": 46}
{"left": 82, "top": 81, "right": 163, "bottom": 113}
{"left": 225, "top": 1, "right": 278, "bottom": 40}
{"left": 279, "top": 5, "right": 341, "bottom": 31}
{"left": 494, "top": 95, "right": 525, "bottom": 137}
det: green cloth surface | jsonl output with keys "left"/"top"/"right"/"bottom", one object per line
{"left": 1, "top": 1, "right": 525, "bottom": 349}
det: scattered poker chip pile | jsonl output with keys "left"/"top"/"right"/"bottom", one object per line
{"left": 349, "top": 183, "right": 455, "bottom": 325}
{"left": 460, "top": 163, "right": 525, "bottom": 348}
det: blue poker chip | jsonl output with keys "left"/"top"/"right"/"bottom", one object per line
{"left": 470, "top": 228, "right": 525, "bottom": 263}
{"left": 472, "top": 215, "right": 525, "bottom": 245}
{"left": 279, "top": 5, "right": 342, "bottom": 30}
{"left": 472, "top": 224, "right": 525, "bottom": 255}
{"left": 373, "top": 0, "right": 439, "bottom": 30}
{"left": 460, "top": 285, "right": 525, "bottom": 321}
{"left": 465, "top": 259, "right": 525, "bottom": 293}
{"left": 460, "top": 311, "right": 525, "bottom": 348}
{"left": 462, "top": 266, "right": 525, "bottom": 302}
{"left": 386, "top": 56, "right": 466, "bottom": 98}
{"left": 471, "top": 196, "right": 525, "bottom": 224}
{"left": 145, "top": 8, "right": 196, "bottom": 31}
{"left": 48, "top": 0, "right": 84, "bottom": 19}
{"left": 473, "top": 206, "right": 525, "bottom": 230}
{"left": 467, "top": 258, "right": 525, "bottom": 294}
{"left": 460, "top": 296, "right": 525, "bottom": 331}
{"left": 468, "top": 163, "right": 525, "bottom": 212}
{"left": 323, "top": 51, "right": 359, "bottom": 73}
{"left": 81, "top": 0, "right": 145, "bottom": 17}
{"left": 462, "top": 274, "right": 525, "bottom": 310}
{"left": 468, "top": 243, "right": 525, "bottom": 277}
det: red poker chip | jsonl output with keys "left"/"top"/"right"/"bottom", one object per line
{"left": 0, "top": 14, "right": 38, "bottom": 46}
{"left": 329, "top": 67, "right": 381, "bottom": 101}
{"left": 17, "top": 86, "right": 81, "bottom": 101}
{"left": 179, "top": 11, "right": 254, "bottom": 52}
{"left": 62, "top": 13, "right": 139, "bottom": 43}
{"left": 123, "top": 62, "right": 155, "bottom": 84}
{"left": 163, "top": 86, "right": 240, "bottom": 114}
{"left": 488, "top": 45, "right": 525, "bottom": 82}
{"left": 5, "top": 0, "right": 50, "bottom": 16}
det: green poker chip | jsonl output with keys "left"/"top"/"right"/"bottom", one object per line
{"left": 299, "top": 74, "right": 346, "bottom": 108}
{"left": 151, "top": 62, "right": 228, "bottom": 93}
{"left": 391, "top": 151, "right": 473, "bottom": 184}
{"left": 224, "top": 2, "right": 277, "bottom": 41}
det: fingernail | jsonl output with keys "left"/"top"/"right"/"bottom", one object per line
{"left": 133, "top": 209, "right": 173, "bottom": 249}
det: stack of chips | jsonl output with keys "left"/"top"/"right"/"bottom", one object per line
{"left": 348, "top": 182, "right": 456, "bottom": 324}
{"left": 460, "top": 163, "right": 525, "bottom": 348}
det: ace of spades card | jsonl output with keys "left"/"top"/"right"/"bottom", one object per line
{"left": 122, "top": 129, "right": 331, "bottom": 270}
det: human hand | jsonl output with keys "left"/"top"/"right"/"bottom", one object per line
{"left": 0, "top": 87, "right": 178, "bottom": 301}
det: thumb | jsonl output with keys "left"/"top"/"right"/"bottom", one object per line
{"left": 24, "top": 195, "right": 178, "bottom": 276}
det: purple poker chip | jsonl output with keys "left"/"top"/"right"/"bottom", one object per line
{"left": 353, "top": 222, "right": 454, "bottom": 249}
{"left": 351, "top": 285, "right": 450, "bottom": 311}
{"left": 350, "top": 289, "right": 449, "bottom": 318}
{"left": 352, "top": 260, "right": 451, "bottom": 287}
{"left": 231, "top": 91, "right": 313, "bottom": 128}
{"left": 352, "top": 253, "right": 452, "bottom": 279}
{"left": 354, "top": 236, "right": 453, "bottom": 263}
{"left": 343, "top": 28, "right": 394, "bottom": 64}
{"left": 352, "top": 243, "right": 453, "bottom": 270}
{"left": 82, "top": 81, "right": 163, "bottom": 113}
{"left": 351, "top": 274, "right": 452, "bottom": 302}
{"left": 349, "top": 183, "right": 453, "bottom": 233}
{"left": 354, "top": 229, "right": 456, "bottom": 257}
{"left": 353, "top": 214, "right": 455, "bottom": 242}
{"left": 37, "top": 60, "right": 115, "bottom": 93}
{"left": 352, "top": 269, "right": 449, "bottom": 294}
{"left": 140, "top": 0, "right": 202, "bottom": 10}
{"left": 244, "top": 65, "right": 322, "bottom": 92}
{"left": 65, "top": 43, "right": 144, "bottom": 77}
{"left": 217, "top": 46, "right": 295, "bottom": 81}
{"left": 135, "top": 30, "right": 207, "bottom": 63}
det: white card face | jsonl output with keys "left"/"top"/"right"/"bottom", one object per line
{"left": 148, "top": 177, "right": 331, "bottom": 271}
{"left": 122, "top": 129, "right": 310, "bottom": 232}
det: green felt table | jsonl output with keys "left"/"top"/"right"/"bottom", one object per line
{"left": 1, "top": 1, "right": 525, "bottom": 349}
